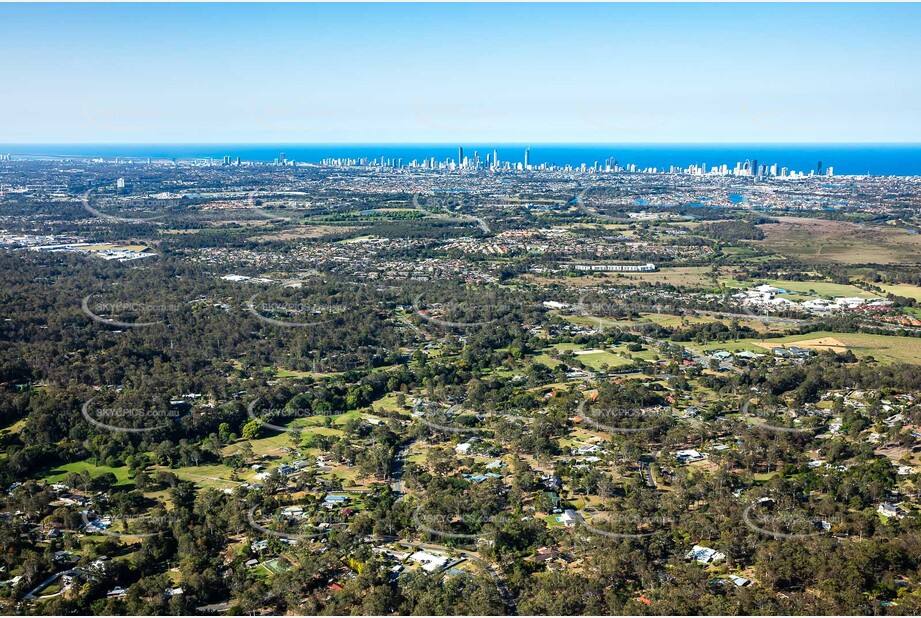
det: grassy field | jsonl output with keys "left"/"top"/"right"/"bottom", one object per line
{"left": 769, "top": 280, "right": 876, "bottom": 298}
{"left": 593, "top": 267, "right": 718, "bottom": 289}
{"left": 0, "top": 418, "right": 25, "bottom": 436}
{"left": 550, "top": 343, "right": 633, "bottom": 370}
{"left": 531, "top": 353, "right": 563, "bottom": 368}
{"left": 720, "top": 278, "right": 877, "bottom": 299}
{"left": 559, "top": 314, "right": 635, "bottom": 329}
{"left": 755, "top": 217, "right": 921, "bottom": 265}
{"left": 526, "top": 266, "right": 718, "bottom": 290}
{"left": 749, "top": 331, "right": 921, "bottom": 364}
{"left": 155, "top": 463, "right": 241, "bottom": 489}
{"left": 683, "top": 340, "right": 772, "bottom": 355}
{"left": 640, "top": 312, "right": 786, "bottom": 334}
{"left": 683, "top": 330, "right": 921, "bottom": 365}
{"left": 372, "top": 392, "right": 410, "bottom": 414}
{"left": 641, "top": 313, "right": 718, "bottom": 328}
{"left": 874, "top": 284, "right": 921, "bottom": 301}
{"left": 44, "top": 461, "right": 134, "bottom": 487}
{"left": 252, "top": 225, "right": 353, "bottom": 241}
{"left": 571, "top": 349, "right": 632, "bottom": 370}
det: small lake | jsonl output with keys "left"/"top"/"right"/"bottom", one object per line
{"left": 729, "top": 193, "right": 747, "bottom": 204}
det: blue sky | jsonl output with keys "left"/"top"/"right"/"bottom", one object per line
{"left": 1, "top": 3, "right": 919, "bottom": 143}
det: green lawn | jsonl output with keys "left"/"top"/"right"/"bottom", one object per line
{"left": 372, "top": 392, "right": 410, "bottom": 414}
{"left": 43, "top": 461, "right": 134, "bottom": 487}
{"left": 720, "top": 278, "right": 876, "bottom": 299}
{"left": 559, "top": 314, "right": 634, "bottom": 329}
{"left": 875, "top": 284, "right": 921, "bottom": 302}
{"left": 750, "top": 330, "right": 921, "bottom": 365}
{"left": 551, "top": 343, "right": 633, "bottom": 370}
{"left": 0, "top": 419, "right": 25, "bottom": 435}
{"left": 531, "top": 354, "right": 562, "bottom": 369}
{"left": 684, "top": 330, "right": 921, "bottom": 365}
{"left": 160, "top": 463, "right": 240, "bottom": 489}
{"left": 684, "top": 340, "right": 771, "bottom": 355}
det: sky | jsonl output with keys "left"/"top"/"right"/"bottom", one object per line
{"left": 1, "top": 2, "right": 920, "bottom": 144}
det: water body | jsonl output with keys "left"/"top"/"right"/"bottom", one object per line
{"left": 2, "top": 143, "right": 920, "bottom": 176}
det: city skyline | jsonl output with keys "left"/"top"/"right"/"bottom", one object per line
{"left": 1, "top": 3, "right": 920, "bottom": 144}
{"left": 8, "top": 142, "right": 917, "bottom": 175}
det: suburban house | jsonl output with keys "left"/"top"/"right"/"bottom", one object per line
{"left": 686, "top": 544, "right": 726, "bottom": 565}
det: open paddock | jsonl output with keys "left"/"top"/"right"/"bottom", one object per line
{"left": 754, "top": 217, "right": 921, "bottom": 265}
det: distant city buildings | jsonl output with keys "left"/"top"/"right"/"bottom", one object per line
{"left": 317, "top": 145, "right": 836, "bottom": 179}
{"left": 0, "top": 146, "right": 843, "bottom": 180}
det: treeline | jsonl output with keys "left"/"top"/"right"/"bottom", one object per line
{"left": 698, "top": 220, "right": 766, "bottom": 242}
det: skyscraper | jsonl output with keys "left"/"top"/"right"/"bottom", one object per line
{"left": 524, "top": 147, "right": 530, "bottom": 169}
{"left": 458, "top": 147, "right": 464, "bottom": 167}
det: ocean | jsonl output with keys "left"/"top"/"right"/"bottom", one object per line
{"left": 2, "top": 143, "right": 920, "bottom": 176}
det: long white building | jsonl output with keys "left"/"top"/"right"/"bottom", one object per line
{"left": 574, "top": 263, "right": 656, "bottom": 272}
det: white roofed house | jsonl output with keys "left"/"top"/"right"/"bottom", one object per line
{"left": 674, "top": 449, "right": 707, "bottom": 464}
{"left": 409, "top": 550, "right": 450, "bottom": 572}
{"left": 455, "top": 442, "right": 471, "bottom": 455}
{"left": 559, "top": 509, "right": 583, "bottom": 527}
{"left": 686, "top": 544, "right": 726, "bottom": 565}
{"left": 878, "top": 502, "right": 908, "bottom": 519}
{"left": 729, "top": 575, "right": 751, "bottom": 587}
